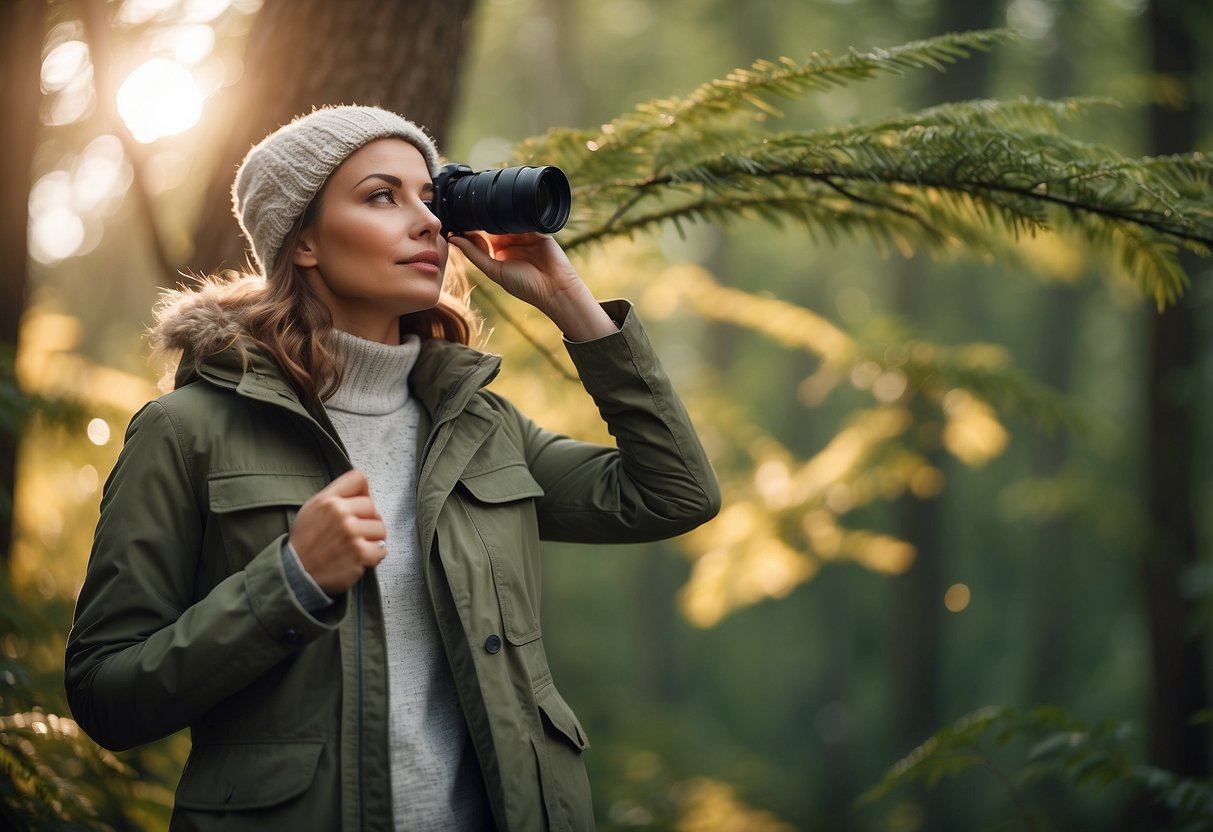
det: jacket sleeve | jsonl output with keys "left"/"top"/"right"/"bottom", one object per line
{"left": 64, "top": 400, "right": 346, "bottom": 751}
{"left": 512, "top": 300, "right": 721, "bottom": 543}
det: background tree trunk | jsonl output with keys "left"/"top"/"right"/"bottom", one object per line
{"left": 0, "top": 0, "right": 47, "bottom": 565}
{"left": 190, "top": 0, "right": 477, "bottom": 272}
{"left": 888, "top": 2, "right": 1000, "bottom": 829}
{"left": 1140, "top": 0, "right": 1210, "bottom": 804}
{"left": 889, "top": 0, "right": 1001, "bottom": 745}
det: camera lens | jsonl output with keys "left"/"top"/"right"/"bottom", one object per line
{"left": 536, "top": 176, "right": 560, "bottom": 227}
{"left": 437, "top": 164, "right": 571, "bottom": 234}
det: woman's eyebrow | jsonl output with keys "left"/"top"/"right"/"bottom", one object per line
{"left": 353, "top": 173, "right": 434, "bottom": 195}
{"left": 353, "top": 173, "right": 403, "bottom": 189}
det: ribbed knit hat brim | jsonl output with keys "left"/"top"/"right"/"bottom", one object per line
{"left": 231, "top": 105, "right": 441, "bottom": 275}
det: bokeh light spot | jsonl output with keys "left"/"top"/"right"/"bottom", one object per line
{"left": 945, "top": 583, "right": 971, "bottom": 613}
{"left": 87, "top": 418, "right": 111, "bottom": 446}
{"left": 117, "top": 58, "right": 203, "bottom": 143}
{"left": 29, "top": 206, "right": 86, "bottom": 264}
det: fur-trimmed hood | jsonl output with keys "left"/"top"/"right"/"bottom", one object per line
{"left": 150, "top": 273, "right": 264, "bottom": 366}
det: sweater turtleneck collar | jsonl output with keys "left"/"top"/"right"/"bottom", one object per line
{"left": 324, "top": 330, "right": 421, "bottom": 416}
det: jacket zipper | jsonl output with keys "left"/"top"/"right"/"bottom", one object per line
{"left": 245, "top": 358, "right": 493, "bottom": 830}
{"left": 293, "top": 412, "right": 366, "bottom": 830}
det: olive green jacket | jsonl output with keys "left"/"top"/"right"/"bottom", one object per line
{"left": 65, "top": 298, "right": 720, "bottom": 831}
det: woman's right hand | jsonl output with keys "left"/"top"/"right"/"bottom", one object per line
{"left": 289, "top": 469, "right": 386, "bottom": 595}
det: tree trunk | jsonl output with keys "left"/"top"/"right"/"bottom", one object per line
{"left": 1139, "top": 0, "right": 1210, "bottom": 798}
{"left": 888, "top": 2, "right": 999, "bottom": 829}
{"left": 191, "top": 0, "right": 477, "bottom": 272}
{"left": 0, "top": 0, "right": 47, "bottom": 565}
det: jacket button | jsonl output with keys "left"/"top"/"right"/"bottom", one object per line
{"left": 484, "top": 634, "right": 502, "bottom": 654}
{"left": 283, "top": 627, "right": 303, "bottom": 645}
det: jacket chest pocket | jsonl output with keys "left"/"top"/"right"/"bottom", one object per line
{"left": 456, "top": 462, "right": 546, "bottom": 645}
{"left": 207, "top": 472, "right": 324, "bottom": 574}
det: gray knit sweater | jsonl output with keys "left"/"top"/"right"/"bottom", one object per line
{"left": 285, "top": 330, "right": 487, "bottom": 830}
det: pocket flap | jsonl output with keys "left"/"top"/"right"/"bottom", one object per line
{"left": 536, "top": 683, "right": 589, "bottom": 751}
{"left": 174, "top": 740, "right": 324, "bottom": 810}
{"left": 459, "top": 463, "right": 545, "bottom": 504}
{"left": 208, "top": 473, "right": 322, "bottom": 513}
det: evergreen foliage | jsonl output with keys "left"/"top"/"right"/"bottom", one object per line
{"left": 498, "top": 29, "right": 1212, "bottom": 630}
{"left": 863, "top": 706, "right": 1213, "bottom": 831}
{"left": 0, "top": 577, "right": 177, "bottom": 829}
{"left": 514, "top": 30, "right": 1213, "bottom": 308}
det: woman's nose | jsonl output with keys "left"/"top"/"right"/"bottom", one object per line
{"left": 414, "top": 199, "right": 442, "bottom": 238}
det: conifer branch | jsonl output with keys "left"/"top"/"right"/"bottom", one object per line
{"left": 516, "top": 29, "right": 1020, "bottom": 179}
{"left": 558, "top": 117, "right": 1213, "bottom": 304}
{"left": 516, "top": 33, "right": 1213, "bottom": 307}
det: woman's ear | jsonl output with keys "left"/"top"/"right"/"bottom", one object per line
{"left": 293, "top": 229, "right": 318, "bottom": 268}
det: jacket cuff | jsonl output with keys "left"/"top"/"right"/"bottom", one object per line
{"left": 562, "top": 300, "right": 656, "bottom": 385}
{"left": 245, "top": 534, "right": 346, "bottom": 647}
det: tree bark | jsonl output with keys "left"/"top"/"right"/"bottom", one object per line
{"left": 1140, "top": 0, "right": 1210, "bottom": 795}
{"left": 0, "top": 0, "right": 47, "bottom": 565}
{"left": 191, "top": 0, "right": 477, "bottom": 272}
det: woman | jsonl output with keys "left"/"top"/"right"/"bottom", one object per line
{"left": 64, "top": 105, "right": 720, "bottom": 831}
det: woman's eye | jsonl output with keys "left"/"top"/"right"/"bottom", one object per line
{"left": 369, "top": 188, "right": 396, "bottom": 204}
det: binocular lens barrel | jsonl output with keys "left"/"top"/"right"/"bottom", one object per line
{"left": 434, "top": 164, "right": 571, "bottom": 235}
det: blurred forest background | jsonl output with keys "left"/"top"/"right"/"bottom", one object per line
{"left": 2, "top": 0, "right": 1212, "bottom": 829}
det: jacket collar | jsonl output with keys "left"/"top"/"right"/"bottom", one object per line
{"left": 411, "top": 338, "right": 502, "bottom": 424}
{"left": 179, "top": 335, "right": 502, "bottom": 424}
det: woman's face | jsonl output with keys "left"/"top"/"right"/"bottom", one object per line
{"left": 293, "top": 138, "right": 446, "bottom": 344}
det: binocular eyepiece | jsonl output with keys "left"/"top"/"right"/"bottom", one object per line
{"left": 430, "top": 163, "right": 572, "bottom": 236}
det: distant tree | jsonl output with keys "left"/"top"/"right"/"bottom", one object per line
{"left": 1140, "top": 0, "right": 1210, "bottom": 800}
{"left": 888, "top": 6, "right": 1002, "bottom": 832}
{"left": 0, "top": 0, "right": 47, "bottom": 565}
{"left": 190, "top": 0, "right": 477, "bottom": 271}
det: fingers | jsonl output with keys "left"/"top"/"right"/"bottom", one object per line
{"left": 314, "top": 472, "right": 381, "bottom": 521}
{"left": 348, "top": 517, "right": 386, "bottom": 547}
{"left": 289, "top": 469, "right": 392, "bottom": 594}
{"left": 325, "top": 468, "right": 372, "bottom": 498}
{"left": 452, "top": 231, "right": 548, "bottom": 260}
{"left": 359, "top": 538, "right": 389, "bottom": 568}
{"left": 448, "top": 233, "right": 498, "bottom": 276}
{"left": 340, "top": 495, "right": 381, "bottom": 520}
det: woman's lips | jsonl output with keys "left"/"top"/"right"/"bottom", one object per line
{"left": 400, "top": 251, "right": 440, "bottom": 272}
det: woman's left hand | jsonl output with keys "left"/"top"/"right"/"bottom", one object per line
{"left": 448, "top": 231, "right": 617, "bottom": 341}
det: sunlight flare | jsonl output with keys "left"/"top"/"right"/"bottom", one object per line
{"left": 117, "top": 58, "right": 204, "bottom": 143}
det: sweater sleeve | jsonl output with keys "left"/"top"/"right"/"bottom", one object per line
{"left": 64, "top": 401, "right": 346, "bottom": 751}
{"left": 282, "top": 541, "right": 337, "bottom": 612}
{"left": 516, "top": 300, "right": 722, "bottom": 543}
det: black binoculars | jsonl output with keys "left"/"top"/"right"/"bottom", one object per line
{"left": 430, "top": 163, "right": 571, "bottom": 235}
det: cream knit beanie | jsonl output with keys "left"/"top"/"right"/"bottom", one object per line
{"left": 231, "top": 105, "right": 441, "bottom": 275}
